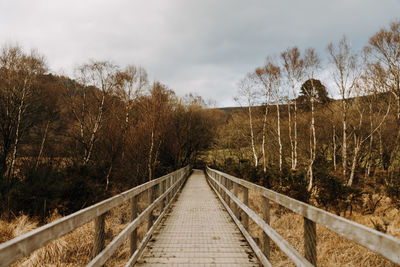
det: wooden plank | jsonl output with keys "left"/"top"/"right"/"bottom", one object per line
{"left": 207, "top": 175, "right": 271, "bottom": 267}
{"left": 262, "top": 197, "right": 270, "bottom": 260}
{"left": 87, "top": 173, "right": 187, "bottom": 267}
{"left": 233, "top": 182, "right": 239, "bottom": 218}
{"left": 304, "top": 217, "right": 317, "bottom": 265}
{"left": 208, "top": 167, "right": 400, "bottom": 264}
{"left": 243, "top": 186, "right": 249, "bottom": 230}
{"left": 206, "top": 170, "right": 313, "bottom": 267}
{"left": 125, "top": 171, "right": 186, "bottom": 267}
{"left": 0, "top": 166, "right": 189, "bottom": 267}
{"left": 92, "top": 214, "right": 106, "bottom": 257}
{"left": 129, "top": 195, "right": 138, "bottom": 255}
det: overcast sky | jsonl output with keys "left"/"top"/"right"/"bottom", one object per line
{"left": 1, "top": 0, "right": 399, "bottom": 107}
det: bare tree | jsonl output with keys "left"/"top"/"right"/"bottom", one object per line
{"left": 75, "top": 60, "right": 120, "bottom": 165}
{"left": 0, "top": 44, "right": 47, "bottom": 179}
{"left": 236, "top": 74, "right": 261, "bottom": 168}
{"left": 281, "top": 47, "right": 304, "bottom": 169}
{"left": 303, "top": 48, "right": 320, "bottom": 191}
{"left": 328, "top": 36, "right": 360, "bottom": 179}
{"left": 256, "top": 60, "right": 282, "bottom": 171}
{"left": 368, "top": 20, "right": 400, "bottom": 174}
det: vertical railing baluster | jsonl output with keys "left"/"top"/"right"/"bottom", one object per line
{"left": 161, "top": 180, "right": 166, "bottom": 210}
{"left": 243, "top": 186, "right": 249, "bottom": 230}
{"left": 233, "top": 182, "right": 239, "bottom": 218}
{"left": 93, "top": 213, "right": 105, "bottom": 257}
{"left": 304, "top": 217, "right": 317, "bottom": 265}
{"left": 148, "top": 186, "right": 155, "bottom": 231}
{"left": 129, "top": 194, "right": 138, "bottom": 255}
{"left": 262, "top": 196, "right": 270, "bottom": 259}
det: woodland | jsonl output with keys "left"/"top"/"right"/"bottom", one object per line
{"left": 205, "top": 20, "right": 400, "bottom": 217}
{"left": 0, "top": 49, "right": 219, "bottom": 221}
{"left": 0, "top": 19, "right": 400, "bottom": 227}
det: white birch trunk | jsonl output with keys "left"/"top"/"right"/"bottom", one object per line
{"left": 262, "top": 104, "right": 268, "bottom": 173}
{"left": 333, "top": 125, "right": 337, "bottom": 171}
{"left": 248, "top": 104, "right": 258, "bottom": 167}
{"left": 83, "top": 93, "right": 105, "bottom": 165}
{"left": 148, "top": 128, "right": 155, "bottom": 181}
{"left": 287, "top": 100, "right": 294, "bottom": 169}
{"left": 35, "top": 120, "right": 50, "bottom": 169}
{"left": 9, "top": 80, "right": 27, "bottom": 179}
{"left": 342, "top": 100, "right": 347, "bottom": 179}
{"left": 276, "top": 101, "right": 282, "bottom": 171}
{"left": 308, "top": 96, "right": 316, "bottom": 191}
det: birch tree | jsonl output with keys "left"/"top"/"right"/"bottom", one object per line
{"left": 256, "top": 60, "right": 282, "bottom": 171}
{"left": 303, "top": 48, "right": 320, "bottom": 191}
{"left": 281, "top": 47, "right": 304, "bottom": 169}
{"left": 328, "top": 36, "right": 360, "bottom": 179}
{"left": 236, "top": 74, "right": 261, "bottom": 168}
{"left": 75, "top": 60, "right": 120, "bottom": 165}
{"left": 367, "top": 20, "right": 400, "bottom": 174}
{"left": 0, "top": 45, "right": 46, "bottom": 179}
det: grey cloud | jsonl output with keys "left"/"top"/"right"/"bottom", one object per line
{"left": 0, "top": 0, "right": 399, "bottom": 106}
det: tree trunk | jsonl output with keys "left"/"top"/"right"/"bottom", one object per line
{"left": 333, "top": 125, "right": 337, "bottom": 171}
{"left": 148, "top": 129, "right": 155, "bottom": 181}
{"left": 35, "top": 120, "right": 50, "bottom": 169}
{"left": 276, "top": 102, "right": 282, "bottom": 171}
{"left": 83, "top": 93, "right": 105, "bottom": 165}
{"left": 8, "top": 83, "right": 27, "bottom": 179}
{"left": 287, "top": 100, "right": 294, "bottom": 169}
{"left": 248, "top": 104, "right": 258, "bottom": 167}
{"left": 348, "top": 135, "right": 360, "bottom": 187}
{"left": 342, "top": 100, "right": 347, "bottom": 179}
{"left": 262, "top": 104, "right": 268, "bottom": 173}
{"left": 308, "top": 97, "right": 316, "bottom": 191}
{"left": 105, "top": 164, "right": 112, "bottom": 191}
{"left": 294, "top": 99, "right": 298, "bottom": 169}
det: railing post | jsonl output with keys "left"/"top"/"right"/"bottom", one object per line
{"left": 304, "top": 217, "right": 317, "bottom": 266}
{"left": 225, "top": 177, "right": 230, "bottom": 207}
{"left": 243, "top": 186, "right": 249, "bottom": 230}
{"left": 167, "top": 176, "right": 171, "bottom": 203}
{"left": 148, "top": 186, "right": 155, "bottom": 231}
{"left": 262, "top": 196, "right": 270, "bottom": 259}
{"left": 233, "top": 182, "right": 239, "bottom": 218}
{"left": 129, "top": 195, "right": 138, "bottom": 255}
{"left": 93, "top": 213, "right": 105, "bottom": 257}
{"left": 161, "top": 180, "right": 166, "bottom": 210}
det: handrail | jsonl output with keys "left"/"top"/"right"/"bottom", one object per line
{"left": 0, "top": 165, "right": 191, "bottom": 267}
{"left": 206, "top": 166, "right": 400, "bottom": 266}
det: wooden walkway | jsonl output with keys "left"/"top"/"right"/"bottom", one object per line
{"left": 136, "top": 170, "right": 260, "bottom": 266}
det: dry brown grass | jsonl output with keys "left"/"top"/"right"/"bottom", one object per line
{"left": 1, "top": 190, "right": 153, "bottom": 267}
{"left": 1, "top": 188, "right": 398, "bottom": 266}
{"left": 245, "top": 190, "right": 400, "bottom": 266}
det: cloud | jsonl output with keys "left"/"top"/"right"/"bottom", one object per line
{"left": 0, "top": 0, "right": 399, "bottom": 106}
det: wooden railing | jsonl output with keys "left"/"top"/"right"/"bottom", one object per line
{"left": 0, "top": 165, "right": 191, "bottom": 267}
{"left": 206, "top": 166, "right": 400, "bottom": 267}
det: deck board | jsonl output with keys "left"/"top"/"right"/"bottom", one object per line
{"left": 136, "top": 170, "right": 260, "bottom": 266}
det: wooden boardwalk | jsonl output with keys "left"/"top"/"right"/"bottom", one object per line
{"left": 136, "top": 169, "right": 260, "bottom": 266}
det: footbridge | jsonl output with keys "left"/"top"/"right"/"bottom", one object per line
{"left": 1, "top": 166, "right": 399, "bottom": 266}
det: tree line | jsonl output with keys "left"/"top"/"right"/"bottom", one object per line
{"left": 0, "top": 45, "right": 219, "bottom": 220}
{"left": 208, "top": 20, "right": 400, "bottom": 213}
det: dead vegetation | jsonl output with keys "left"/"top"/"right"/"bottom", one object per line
{"left": 245, "top": 190, "right": 399, "bottom": 266}
{"left": 1, "top": 184, "right": 399, "bottom": 266}
{"left": 0, "top": 193, "right": 153, "bottom": 267}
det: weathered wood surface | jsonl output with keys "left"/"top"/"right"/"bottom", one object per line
{"left": 87, "top": 173, "right": 186, "bottom": 267}
{"left": 207, "top": 169, "right": 312, "bottom": 267}
{"left": 0, "top": 166, "right": 189, "bottom": 267}
{"left": 136, "top": 170, "right": 260, "bottom": 266}
{"left": 207, "top": 167, "right": 400, "bottom": 265}
{"left": 207, "top": 175, "right": 271, "bottom": 267}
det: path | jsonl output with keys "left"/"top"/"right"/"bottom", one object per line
{"left": 136, "top": 169, "right": 260, "bottom": 266}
